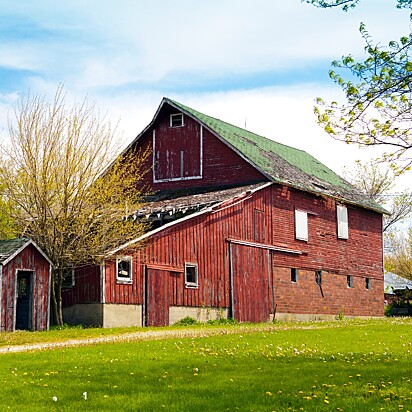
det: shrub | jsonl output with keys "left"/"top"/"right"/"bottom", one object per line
{"left": 206, "top": 318, "right": 237, "bottom": 325}
{"left": 384, "top": 303, "right": 393, "bottom": 317}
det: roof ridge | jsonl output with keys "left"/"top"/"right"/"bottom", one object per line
{"left": 167, "top": 98, "right": 309, "bottom": 155}
{"left": 165, "top": 98, "right": 387, "bottom": 214}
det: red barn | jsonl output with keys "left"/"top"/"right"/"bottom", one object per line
{"left": 0, "top": 238, "right": 52, "bottom": 331}
{"left": 63, "top": 98, "right": 386, "bottom": 327}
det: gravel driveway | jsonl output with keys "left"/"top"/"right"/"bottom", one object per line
{"left": 0, "top": 325, "right": 279, "bottom": 354}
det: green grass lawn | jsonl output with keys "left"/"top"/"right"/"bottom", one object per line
{"left": 0, "top": 318, "right": 411, "bottom": 411}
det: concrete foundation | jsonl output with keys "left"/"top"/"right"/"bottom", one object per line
{"left": 63, "top": 303, "right": 143, "bottom": 327}
{"left": 103, "top": 304, "right": 143, "bottom": 328}
{"left": 63, "top": 304, "right": 104, "bottom": 327}
{"left": 169, "top": 306, "right": 229, "bottom": 325}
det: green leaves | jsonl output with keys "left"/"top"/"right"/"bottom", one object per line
{"left": 313, "top": 23, "right": 412, "bottom": 172}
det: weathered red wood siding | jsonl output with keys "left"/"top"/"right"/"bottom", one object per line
{"left": 146, "top": 268, "right": 169, "bottom": 326}
{"left": 135, "top": 104, "right": 266, "bottom": 192}
{"left": 62, "top": 265, "right": 101, "bottom": 308}
{"left": 231, "top": 243, "right": 272, "bottom": 322}
{"left": 101, "top": 184, "right": 383, "bottom": 319}
{"left": 1, "top": 245, "right": 50, "bottom": 331}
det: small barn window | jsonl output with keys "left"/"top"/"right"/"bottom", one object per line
{"left": 347, "top": 275, "right": 353, "bottom": 288}
{"left": 295, "top": 210, "right": 308, "bottom": 241}
{"left": 62, "top": 268, "right": 75, "bottom": 289}
{"left": 170, "top": 113, "right": 184, "bottom": 128}
{"left": 116, "top": 256, "right": 133, "bottom": 283}
{"left": 365, "top": 278, "right": 371, "bottom": 290}
{"left": 291, "top": 268, "right": 299, "bottom": 283}
{"left": 185, "top": 263, "right": 198, "bottom": 288}
{"left": 315, "top": 270, "right": 322, "bottom": 285}
{"left": 337, "top": 205, "right": 349, "bottom": 239}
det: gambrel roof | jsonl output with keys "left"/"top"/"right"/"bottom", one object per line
{"left": 167, "top": 99, "right": 386, "bottom": 214}
{"left": 127, "top": 97, "right": 386, "bottom": 214}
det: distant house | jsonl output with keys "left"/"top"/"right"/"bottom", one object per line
{"left": 384, "top": 272, "right": 412, "bottom": 315}
{"left": 63, "top": 98, "right": 387, "bottom": 327}
{"left": 0, "top": 238, "right": 52, "bottom": 331}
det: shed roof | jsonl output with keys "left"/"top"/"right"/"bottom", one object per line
{"left": 0, "top": 238, "right": 53, "bottom": 266}
{"left": 136, "top": 183, "right": 265, "bottom": 217}
{"left": 384, "top": 272, "right": 412, "bottom": 293}
{"left": 165, "top": 99, "right": 386, "bottom": 214}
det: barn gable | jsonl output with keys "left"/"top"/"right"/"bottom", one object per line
{"left": 125, "top": 98, "right": 386, "bottom": 214}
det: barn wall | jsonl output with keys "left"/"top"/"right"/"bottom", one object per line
{"left": 135, "top": 105, "right": 266, "bottom": 192}
{"left": 1, "top": 245, "right": 50, "bottom": 331}
{"left": 104, "top": 186, "right": 274, "bottom": 312}
{"left": 270, "top": 186, "right": 384, "bottom": 279}
{"left": 273, "top": 268, "right": 383, "bottom": 318}
{"left": 62, "top": 264, "right": 101, "bottom": 309}
{"left": 101, "top": 184, "right": 384, "bottom": 321}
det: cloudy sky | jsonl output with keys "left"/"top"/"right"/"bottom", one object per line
{"left": 0, "top": 0, "right": 410, "bottom": 180}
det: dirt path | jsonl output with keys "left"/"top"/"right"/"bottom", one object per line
{"left": 0, "top": 325, "right": 279, "bottom": 354}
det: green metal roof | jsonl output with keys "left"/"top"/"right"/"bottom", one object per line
{"left": 0, "top": 237, "right": 52, "bottom": 266}
{"left": 0, "top": 238, "right": 29, "bottom": 264}
{"left": 167, "top": 99, "right": 387, "bottom": 214}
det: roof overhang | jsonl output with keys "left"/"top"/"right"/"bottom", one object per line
{"left": 106, "top": 182, "right": 272, "bottom": 256}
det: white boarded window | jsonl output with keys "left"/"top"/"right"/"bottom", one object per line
{"left": 295, "top": 210, "right": 308, "bottom": 241}
{"left": 337, "top": 205, "right": 349, "bottom": 239}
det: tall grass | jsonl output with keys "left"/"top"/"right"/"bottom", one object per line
{"left": 0, "top": 318, "right": 411, "bottom": 411}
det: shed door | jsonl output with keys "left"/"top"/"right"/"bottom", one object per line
{"left": 145, "top": 268, "right": 169, "bottom": 326}
{"left": 15, "top": 271, "right": 33, "bottom": 330}
{"left": 230, "top": 243, "right": 272, "bottom": 323}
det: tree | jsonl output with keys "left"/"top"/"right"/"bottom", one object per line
{"left": 0, "top": 184, "right": 18, "bottom": 239}
{"left": 0, "top": 86, "right": 149, "bottom": 325}
{"left": 385, "top": 228, "right": 412, "bottom": 280}
{"left": 303, "top": 1, "right": 411, "bottom": 11}
{"left": 303, "top": 0, "right": 412, "bottom": 173}
{"left": 343, "top": 161, "right": 412, "bottom": 231}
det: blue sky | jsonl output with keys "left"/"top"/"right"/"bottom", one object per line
{"left": 0, "top": 0, "right": 410, "bottom": 177}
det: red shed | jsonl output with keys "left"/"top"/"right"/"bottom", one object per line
{"left": 63, "top": 98, "right": 387, "bottom": 327}
{"left": 0, "top": 238, "right": 52, "bottom": 331}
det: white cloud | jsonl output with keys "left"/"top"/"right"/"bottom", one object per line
{"left": 2, "top": 0, "right": 408, "bottom": 90}
{"left": 1, "top": 0, "right": 411, "bottom": 189}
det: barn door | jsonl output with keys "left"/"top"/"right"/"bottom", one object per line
{"left": 230, "top": 243, "right": 272, "bottom": 323}
{"left": 145, "top": 268, "right": 170, "bottom": 326}
{"left": 15, "top": 271, "right": 33, "bottom": 330}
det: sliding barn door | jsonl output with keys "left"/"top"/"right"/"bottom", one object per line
{"left": 230, "top": 243, "right": 273, "bottom": 323}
